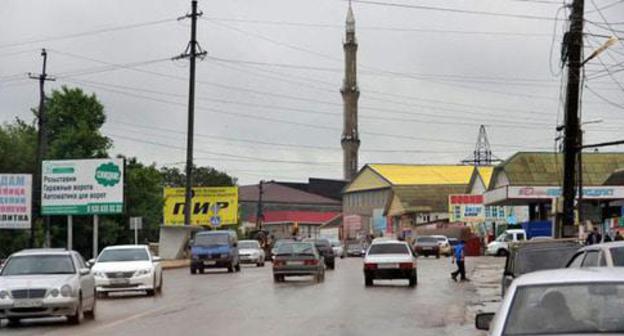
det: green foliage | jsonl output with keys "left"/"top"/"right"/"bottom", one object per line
{"left": 45, "top": 86, "right": 111, "bottom": 159}
{"left": 161, "top": 165, "right": 237, "bottom": 187}
{"left": 0, "top": 119, "right": 37, "bottom": 174}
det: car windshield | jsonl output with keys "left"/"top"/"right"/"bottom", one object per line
{"left": 611, "top": 247, "right": 624, "bottom": 266}
{"left": 515, "top": 247, "right": 579, "bottom": 275}
{"left": 276, "top": 243, "right": 315, "bottom": 256}
{"left": 348, "top": 244, "right": 362, "bottom": 249}
{"left": 416, "top": 237, "right": 437, "bottom": 244}
{"left": 195, "top": 234, "right": 229, "bottom": 246}
{"left": 305, "top": 239, "right": 330, "bottom": 248}
{"left": 239, "top": 241, "right": 259, "bottom": 249}
{"left": 503, "top": 283, "right": 624, "bottom": 335}
{"left": 1, "top": 255, "right": 75, "bottom": 275}
{"left": 435, "top": 237, "right": 446, "bottom": 242}
{"left": 329, "top": 240, "right": 341, "bottom": 247}
{"left": 98, "top": 248, "right": 149, "bottom": 262}
{"left": 368, "top": 243, "right": 409, "bottom": 255}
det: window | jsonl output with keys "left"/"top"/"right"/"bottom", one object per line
{"left": 599, "top": 252, "right": 607, "bottom": 267}
{"left": 567, "top": 252, "right": 584, "bottom": 268}
{"left": 582, "top": 251, "right": 599, "bottom": 267}
{"left": 517, "top": 233, "right": 526, "bottom": 241}
{"left": 610, "top": 247, "right": 624, "bottom": 266}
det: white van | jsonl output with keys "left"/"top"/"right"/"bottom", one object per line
{"left": 486, "top": 229, "right": 527, "bottom": 256}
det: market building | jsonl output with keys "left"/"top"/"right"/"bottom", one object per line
{"left": 483, "top": 152, "right": 624, "bottom": 237}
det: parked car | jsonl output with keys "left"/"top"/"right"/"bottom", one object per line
{"left": 346, "top": 242, "right": 365, "bottom": 257}
{"left": 566, "top": 241, "right": 624, "bottom": 268}
{"left": 363, "top": 240, "right": 417, "bottom": 287}
{"left": 90, "top": 245, "right": 163, "bottom": 297}
{"left": 0, "top": 249, "right": 96, "bottom": 325}
{"left": 448, "top": 238, "right": 459, "bottom": 247}
{"left": 303, "top": 238, "right": 336, "bottom": 269}
{"left": 328, "top": 239, "right": 345, "bottom": 259}
{"left": 190, "top": 230, "right": 241, "bottom": 274}
{"left": 501, "top": 239, "right": 581, "bottom": 297}
{"left": 270, "top": 239, "right": 295, "bottom": 260}
{"left": 272, "top": 242, "right": 325, "bottom": 283}
{"left": 238, "top": 240, "right": 265, "bottom": 267}
{"left": 432, "top": 235, "right": 452, "bottom": 257}
{"left": 476, "top": 268, "right": 624, "bottom": 335}
{"left": 486, "top": 229, "right": 527, "bottom": 256}
{"left": 413, "top": 236, "right": 440, "bottom": 258}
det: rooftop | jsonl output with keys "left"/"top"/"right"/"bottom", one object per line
{"left": 368, "top": 164, "right": 475, "bottom": 186}
{"left": 239, "top": 182, "right": 340, "bottom": 205}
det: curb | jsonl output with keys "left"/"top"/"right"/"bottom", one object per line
{"left": 162, "top": 259, "right": 190, "bottom": 270}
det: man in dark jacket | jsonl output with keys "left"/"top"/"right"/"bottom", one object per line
{"left": 615, "top": 231, "right": 623, "bottom": 241}
{"left": 585, "top": 227, "right": 602, "bottom": 245}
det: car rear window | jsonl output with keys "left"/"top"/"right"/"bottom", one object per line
{"left": 276, "top": 243, "right": 315, "bottom": 256}
{"left": 515, "top": 247, "right": 578, "bottom": 275}
{"left": 610, "top": 247, "right": 624, "bottom": 266}
{"left": 416, "top": 237, "right": 437, "bottom": 243}
{"left": 368, "top": 243, "right": 410, "bottom": 255}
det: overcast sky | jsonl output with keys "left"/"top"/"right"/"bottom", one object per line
{"left": 1, "top": 0, "right": 623, "bottom": 185}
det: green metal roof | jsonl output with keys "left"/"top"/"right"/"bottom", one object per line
{"left": 490, "top": 152, "right": 624, "bottom": 189}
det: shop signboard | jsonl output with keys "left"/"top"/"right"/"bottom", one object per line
{"left": 163, "top": 187, "right": 238, "bottom": 226}
{"left": 0, "top": 174, "right": 32, "bottom": 229}
{"left": 42, "top": 159, "right": 124, "bottom": 215}
{"left": 449, "top": 194, "right": 485, "bottom": 223}
{"left": 372, "top": 209, "right": 386, "bottom": 234}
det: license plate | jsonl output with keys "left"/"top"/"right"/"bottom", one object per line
{"left": 378, "top": 263, "right": 398, "bottom": 269}
{"left": 203, "top": 261, "right": 216, "bottom": 266}
{"left": 14, "top": 300, "right": 43, "bottom": 308}
{"left": 287, "top": 261, "right": 305, "bottom": 266}
{"left": 423, "top": 247, "right": 432, "bottom": 250}
{"left": 111, "top": 278, "right": 130, "bottom": 285}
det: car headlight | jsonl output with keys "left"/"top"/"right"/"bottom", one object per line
{"left": 49, "top": 288, "right": 60, "bottom": 297}
{"left": 94, "top": 271, "right": 106, "bottom": 278}
{"left": 134, "top": 268, "right": 151, "bottom": 277}
{"left": 0, "top": 290, "right": 8, "bottom": 299}
{"left": 60, "top": 285, "right": 73, "bottom": 297}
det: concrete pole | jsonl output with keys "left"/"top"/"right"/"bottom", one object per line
{"left": 93, "top": 215, "right": 99, "bottom": 259}
{"left": 67, "top": 215, "right": 73, "bottom": 250}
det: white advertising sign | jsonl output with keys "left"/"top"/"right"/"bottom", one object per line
{"left": 42, "top": 159, "right": 124, "bottom": 215}
{"left": 0, "top": 174, "right": 32, "bottom": 229}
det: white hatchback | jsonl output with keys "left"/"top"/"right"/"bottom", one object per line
{"left": 90, "top": 245, "right": 163, "bottom": 297}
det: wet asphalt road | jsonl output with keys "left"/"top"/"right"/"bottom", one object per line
{"left": 0, "top": 257, "right": 497, "bottom": 336}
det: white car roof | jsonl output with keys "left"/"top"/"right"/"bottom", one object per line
{"left": 506, "top": 229, "right": 526, "bottom": 233}
{"left": 102, "top": 245, "right": 148, "bottom": 250}
{"left": 513, "top": 268, "right": 624, "bottom": 287}
{"left": 579, "top": 241, "right": 624, "bottom": 251}
{"left": 370, "top": 239, "right": 406, "bottom": 245}
{"left": 13, "top": 248, "right": 71, "bottom": 256}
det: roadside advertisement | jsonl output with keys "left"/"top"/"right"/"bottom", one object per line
{"left": 372, "top": 209, "right": 386, "bottom": 234}
{"left": 42, "top": 159, "right": 124, "bottom": 215}
{"left": 449, "top": 194, "right": 485, "bottom": 223}
{"left": 163, "top": 187, "right": 238, "bottom": 227}
{"left": 0, "top": 174, "right": 32, "bottom": 229}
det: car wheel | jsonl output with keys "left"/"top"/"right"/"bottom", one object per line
{"left": 158, "top": 273, "right": 164, "bottom": 294}
{"left": 228, "top": 264, "right": 234, "bottom": 273}
{"left": 235, "top": 263, "right": 241, "bottom": 272}
{"left": 436, "top": 253, "right": 440, "bottom": 259}
{"left": 67, "top": 295, "right": 84, "bottom": 325}
{"left": 409, "top": 271, "right": 418, "bottom": 287}
{"left": 97, "top": 291, "right": 108, "bottom": 299}
{"left": 497, "top": 249, "right": 508, "bottom": 257}
{"left": 84, "top": 293, "right": 96, "bottom": 320}
{"left": 8, "top": 317, "right": 21, "bottom": 326}
{"left": 328, "top": 262, "right": 335, "bottom": 270}
{"left": 190, "top": 267, "right": 197, "bottom": 275}
{"left": 273, "top": 274, "right": 282, "bottom": 283}
{"left": 365, "top": 275, "right": 373, "bottom": 287}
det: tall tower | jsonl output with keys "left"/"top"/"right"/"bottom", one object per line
{"left": 341, "top": 1, "right": 360, "bottom": 181}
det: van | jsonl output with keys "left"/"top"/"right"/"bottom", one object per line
{"left": 190, "top": 230, "right": 241, "bottom": 274}
{"left": 486, "top": 229, "right": 527, "bottom": 256}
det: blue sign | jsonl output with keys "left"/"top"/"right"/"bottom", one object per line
{"left": 210, "top": 216, "right": 222, "bottom": 228}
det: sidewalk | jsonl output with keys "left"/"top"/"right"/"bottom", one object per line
{"left": 464, "top": 257, "right": 505, "bottom": 323}
{"left": 161, "top": 259, "right": 190, "bottom": 270}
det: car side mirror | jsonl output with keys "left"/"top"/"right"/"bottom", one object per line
{"left": 79, "top": 268, "right": 91, "bottom": 276}
{"left": 152, "top": 256, "right": 162, "bottom": 263}
{"left": 87, "top": 259, "right": 95, "bottom": 268}
{"left": 475, "top": 313, "right": 495, "bottom": 330}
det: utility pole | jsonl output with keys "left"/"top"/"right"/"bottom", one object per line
{"left": 174, "top": 0, "right": 207, "bottom": 227}
{"left": 561, "top": 0, "right": 585, "bottom": 238}
{"left": 29, "top": 49, "right": 55, "bottom": 248}
{"left": 256, "top": 180, "right": 265, "bottom": 230}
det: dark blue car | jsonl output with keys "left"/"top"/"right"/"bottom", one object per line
{"left": 190, "top": 230, "right": 241, "bottom": 274}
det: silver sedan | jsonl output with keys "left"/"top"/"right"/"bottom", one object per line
{"left": 0, "top": 249, "right": 96, "bottom": 325}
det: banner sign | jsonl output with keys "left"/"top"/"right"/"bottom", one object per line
{"left": 0, "top": 174, "right": 32, "bottom": 229}
{"left": 486, "top": 186, "right": 624, "bottom": 205}
{"left": 163, "top": 187, "right": 238, "bottom": 226}
{"left": 343, "top": 214, "right": 363, "bottom": 232}
{"left": 42, "top": 159, "right": 124, "bottom": 215}
{"left": 449, "top": 194, "right": 485, "bottom": 223}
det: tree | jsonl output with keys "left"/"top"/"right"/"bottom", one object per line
{"left": 161, "top": 165, "right": 237, "bottom": 187}
{"left": 45, "top": 86, "right": 111, "bottom": 159}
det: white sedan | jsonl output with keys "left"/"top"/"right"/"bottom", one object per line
{"left": 90, "top": 245, "right": 163, "bottom": 297}
{"left": 363, "top": 240, "right": 417, "bottom": 287}
{"left": 238, "top": 240, "right": 265, "bottom": 267}
{"left": 476, "top": 268, "right": 624, "bottom": 335}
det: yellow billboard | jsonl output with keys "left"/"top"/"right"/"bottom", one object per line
{"left": 163, "top": 187, "right": 238, "bottom": 226}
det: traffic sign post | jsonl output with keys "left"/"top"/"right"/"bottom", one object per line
{"left": 130, "top": 217, "right": 143, "bottom": 245}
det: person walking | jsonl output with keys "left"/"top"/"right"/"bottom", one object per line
{"left": 585, "top": 227, "right": 602, "bottom": 245}
{"left": 451, "top": 240, "right": 467, "bottom": 282}
{"left": 614, "top": 231, "right": 623, "bottom": 241}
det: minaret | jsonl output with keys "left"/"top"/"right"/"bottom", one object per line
{"left": 341, "top": 0, "right": 360, "bottom": 181}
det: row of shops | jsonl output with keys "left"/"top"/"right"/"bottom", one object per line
{"left": 341, "top": 152, "right": 624, "bottom": 242}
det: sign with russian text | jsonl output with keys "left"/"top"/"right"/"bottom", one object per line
{"left": 163, "top": 187, "right": 238, "bottom": 226}
{"left": 41, "top": 159, "right": 124, "bottom": 215}
{"left": 449, "top": 194, "right": 485, "bottom": 223}
{"left": 0, "top": 174, "right": 32, "bottom": 229}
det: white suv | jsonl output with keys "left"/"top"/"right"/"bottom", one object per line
{"left": 486, "top": 229, "right": 527, "bottom": 256}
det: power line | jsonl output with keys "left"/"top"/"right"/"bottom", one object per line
{"left": 349, "top": 0, "right": 563, "bottom": 21}
{"left": 585, "top": 84, "right": 624, "bottom": 109}
{"left": 0, "top": 18, "right": 176, "bottom": 50}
